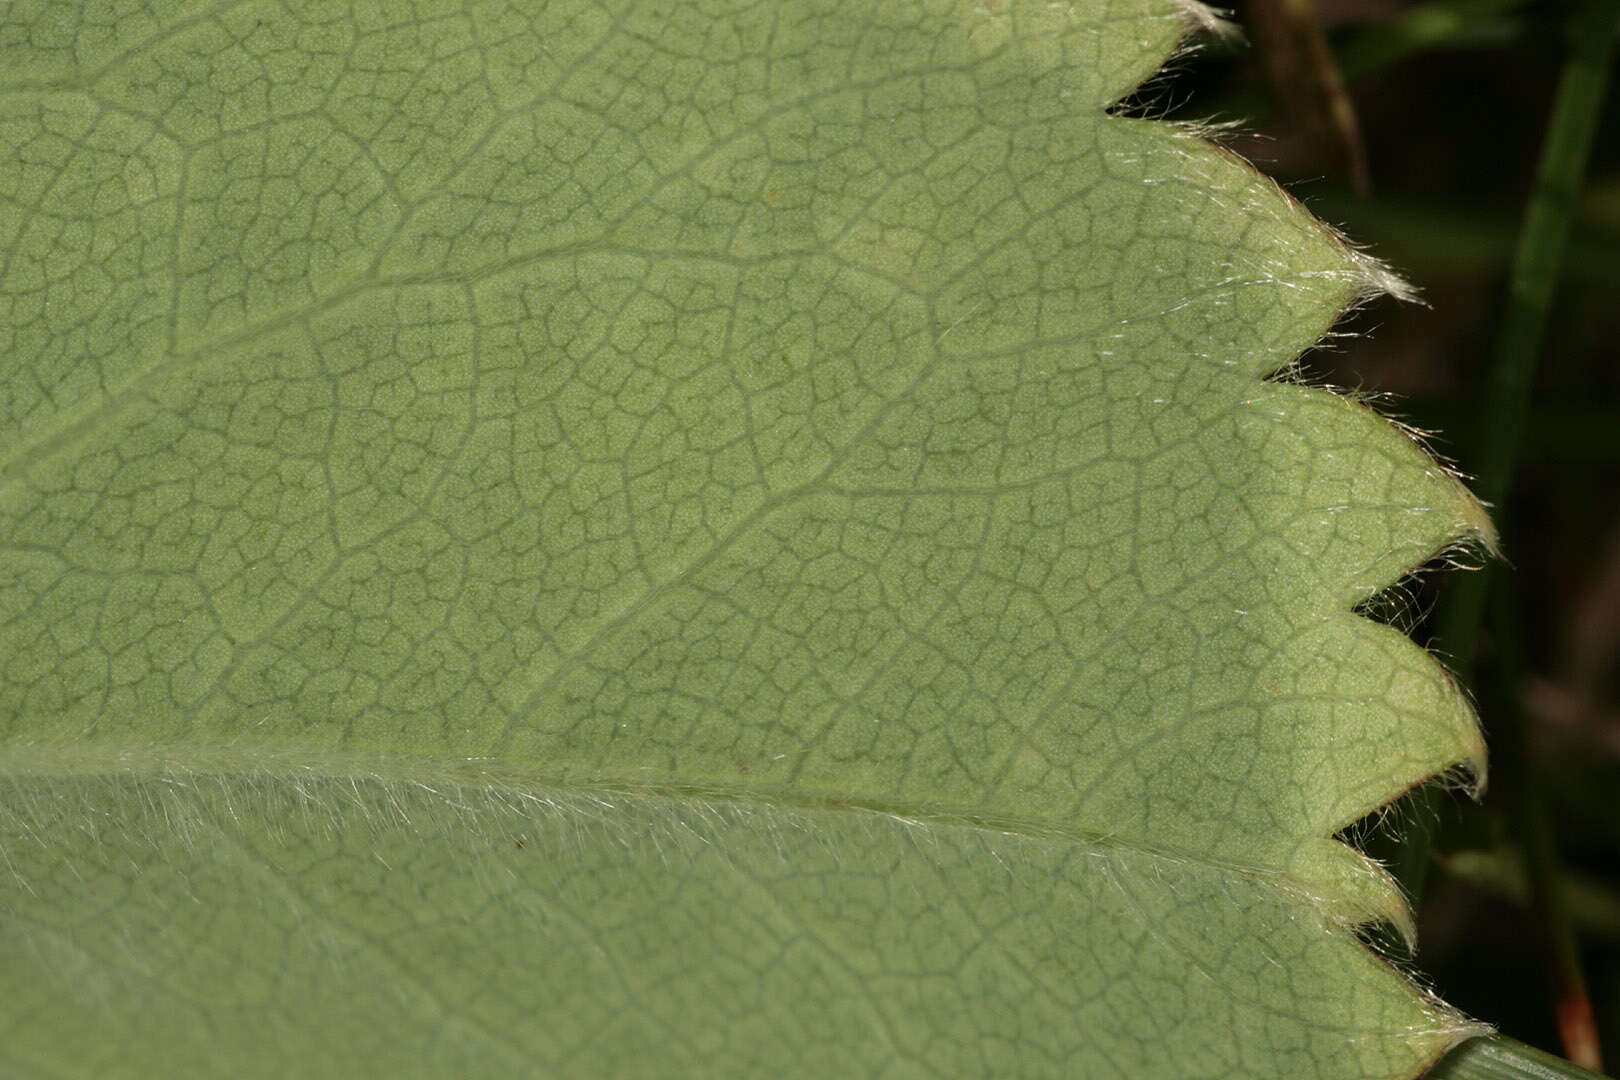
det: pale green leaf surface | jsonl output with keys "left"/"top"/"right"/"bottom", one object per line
{"left": 0, "top": 0, "right": 1490, "bottom": 1076}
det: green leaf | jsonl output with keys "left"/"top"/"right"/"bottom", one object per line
{"left": 0, "top": 1, "right": 1491, "bottom": 1076}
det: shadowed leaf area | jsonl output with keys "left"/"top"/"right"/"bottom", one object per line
{"left": 0, "top": 0, "right": 1491, "bottom": 1076}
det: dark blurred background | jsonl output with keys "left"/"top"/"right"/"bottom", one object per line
{"left": 1140, "top": 0, "right": 1620, "bottom": 1070}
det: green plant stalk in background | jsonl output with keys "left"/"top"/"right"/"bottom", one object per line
{"left": 1445, "top": 0, "right": 1619, "bottom": 540}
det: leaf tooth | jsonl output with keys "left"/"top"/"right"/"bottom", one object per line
{"left": 1294, "top": 615, "right": 1487, "bottom": 834}
{"left": 1284, "top": 837, "right": 1415, "bottom": 947}
{"left": 1235, "top": 380, "right": 1494, "bottom": 609}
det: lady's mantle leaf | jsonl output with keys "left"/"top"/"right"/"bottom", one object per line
{"left": 0, "top": 0, "right": 1489, "bottom": 1076}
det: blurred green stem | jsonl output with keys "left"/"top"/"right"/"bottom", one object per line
{"left": 1200, "top": 0, "right": 1531, "bottom": 123}
{"left": 1442, "top": 849, "right": 1620, "bottom": 941}
{"left": 1394, "top": 0, "right": 1619, "bottom": 907}
{"left": 1437, "top": 0, "right": 1618, "bottom": 639}
{"left": 1335, "top": 0, "right": 1531, "bottom": 78}
{"left": 1407, "top": 2, "right": 1620, "bottom": 1069}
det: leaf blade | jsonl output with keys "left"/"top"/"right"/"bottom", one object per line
{"left": 0, "top": 0, "right": 1490, "bottom": 1075}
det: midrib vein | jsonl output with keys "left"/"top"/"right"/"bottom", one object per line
{"left": 0, "top": 736, "right": 1308, "bottom": 887}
